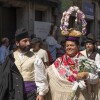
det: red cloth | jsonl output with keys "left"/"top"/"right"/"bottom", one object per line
{"left": 47, "top": 50, "right": 52, "bottom": 64}
{"left": 53, "top": 52, "right": 83, "bottom": 82}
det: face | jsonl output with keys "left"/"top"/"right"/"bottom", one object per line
{"left": 16, "top": 38, "right": 31, "bottom": 52}
{"left": 85, "top": 42, "right": 94, "bottom": 52}
{"left": 65, "top": 41, "right": 79, "bottom": 57}
{"left": 32, "top": 43, "right": 40, "bottom": 52}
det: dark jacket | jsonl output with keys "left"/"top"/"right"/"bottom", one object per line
{"left": 0, "top": 54, "right": 25, "bottom": 100}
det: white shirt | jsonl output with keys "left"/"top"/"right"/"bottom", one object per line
{"left": 34, "top": 56, "right": 49, "bottom": 95}
{"left": 31, "top": 49, "right": 49, "bottom": 63}
{"left": 95, "top": 53, "right": 100, "bottom": 71}
{"left": 17, "top": 52, "right": 49, "bottom": 95}
{"left": 0, "top": 45, "right": 9, "bottom": 64}
{"left": 81, "top": 50, "right": 100, "bottom": 71}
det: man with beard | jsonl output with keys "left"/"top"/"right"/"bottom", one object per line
{"left": 0, "top": 28, "right": 48, "bottom": 100}
{"left": 80, "top": 34, "right": 100, "bottom": 99}
{"left": 81, "top": 34, "right": 100, "bottom": 70}
{"left": 14, "top": 28, "right": 49, "bottom": 100}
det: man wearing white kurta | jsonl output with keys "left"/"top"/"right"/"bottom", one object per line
{"left": 14, "top": 28, "right": 48, "bottom": 100}
{"left": 81, "top": 36, "right": 100, "bottom": 100}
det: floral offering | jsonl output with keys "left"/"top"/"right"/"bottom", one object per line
{"left": 60, "top": 6, "right": 87, "bottom": 36}
{"left": 76, "top": 56, "right": 97, "bottom": 73}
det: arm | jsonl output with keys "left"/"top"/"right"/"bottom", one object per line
{"left": 76, "top": 56, "right": 99, "bottom": 84}
{"left": 55, "top": 43, "right": 61, "bottom": 49}
{"left": 34, "top": 56, "right": 49, "bottom": 100}
{"left": 95, "top": 53, "right": 100, "bottom": 71}
{"left": 43, "top": 51, "right": 49, "bottom": 67}
{"left": 0, "top": 48, "right": 6, "bottom": 64}
{"left": 76, "top": 72, "right": 99, "bottom": 84}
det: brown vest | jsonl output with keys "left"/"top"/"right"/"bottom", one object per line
{"left": 88, "top": 52, "right": 97, "bottom": 61}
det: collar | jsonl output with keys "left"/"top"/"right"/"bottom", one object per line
{"left": 18, "top": 51, "right": 27, "bottom": 55}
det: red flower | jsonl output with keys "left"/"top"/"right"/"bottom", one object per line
{"left": 58, "top": 68, "right": 66, "bottom": 76}
{"left": 63, "top": 55, "right": 68, "bottom": 66}
{"left": 73, "top": 70, "right": 78, "bottom": 74}
{"left": 68, "top": 75, "right": 76, "bottom": 82}
{"left": 67, "top": 57, "right": 75, "bottom": 65}
{"left": 54, "top": 60, "right": 60, "bottom": 68}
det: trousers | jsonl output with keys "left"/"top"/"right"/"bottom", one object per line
{"left": 25, "top": 91, "right": 36, "bottom": 100}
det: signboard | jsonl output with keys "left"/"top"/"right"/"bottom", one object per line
{"left": 34, "top": 21, "right": 52, "bottom": 40}
{"left": 82, "top": 1, "right": 94, "bottom": 19}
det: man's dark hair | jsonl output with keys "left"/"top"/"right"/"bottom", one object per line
{"left": 1, "top": 38, "right": 9, "bottom": 44}
{"left": 31, "top": 37, "right": 43, "bottom": 47}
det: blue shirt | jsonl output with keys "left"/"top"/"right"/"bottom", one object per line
{"left": 0, "top": 45, "right": 9, "bottom": 64}
{"left": 46, "top": 36, "right": 61, "bottom": 62}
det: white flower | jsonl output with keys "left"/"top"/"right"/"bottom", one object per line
{"left": 63, "top": 11, "right": 67, "bottom": 16}
{"left": 60, "top": 27, "right": 62, "bottom": 30}
{"left": 76, "top": 56, "right": 97, "bottom": 73}
{"left": 60, "top": 6, "right": 87, "bottom": 35}
{"left": 64, "top": 22, "right": 68, "bottom": 26}
{"left": 74, "top": 6, "right": 79, "bottom": 11}
{"left": 75, "top": 19, "right": 78, "bottom": 22}
{"left": 70, "top": 7, "right": 74, "bottom": 12}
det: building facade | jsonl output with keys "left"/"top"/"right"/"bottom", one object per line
{"left": 61, "top": 0, "right": 100, "bottom": 39}
{"left": 0, "top": 0, "right": 61, "bottom": 40}
{"left": 92, "top": 0, "right": 100, "bottom": 39}
{"left": 0, "top": 0, "right": 99, "bottom": 41}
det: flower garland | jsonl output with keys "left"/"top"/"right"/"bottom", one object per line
{"left": 60, "top": 6, "right": 87, "bottom": 36}
{"left": 77, "top": 56, "right": 97, "bottom": 73}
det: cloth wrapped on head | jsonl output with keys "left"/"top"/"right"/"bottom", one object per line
{"left": 15, "top": 28, "right": 29, "bottom": 41}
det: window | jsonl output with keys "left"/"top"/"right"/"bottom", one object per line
{"left": 35, "top": 10, "right": 46, "bottom": 21}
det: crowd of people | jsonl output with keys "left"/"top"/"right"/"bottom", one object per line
{"left": 0, "top": 24, "right": 100, "bottom": 100}
{"left": 0, "top": 4, "right": 100, "bottom": 100}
